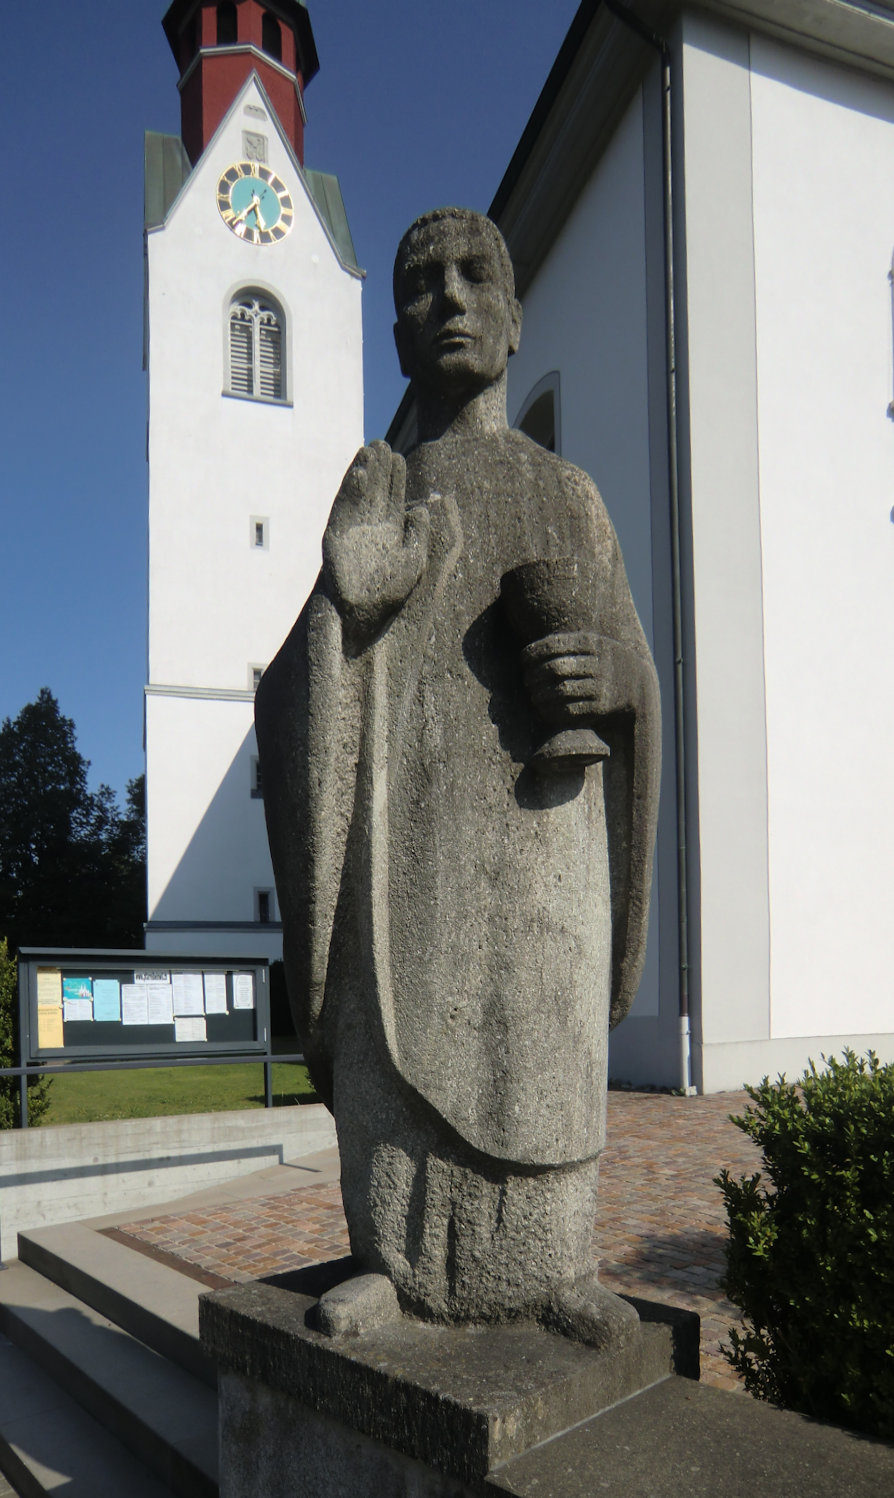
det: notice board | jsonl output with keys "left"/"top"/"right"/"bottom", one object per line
{"left": 18, "top": 948, "right": 270, "bottom": 1061}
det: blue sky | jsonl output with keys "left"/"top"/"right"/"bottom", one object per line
{"left": 0, "top": 0, "right": 580, "bottom": 803}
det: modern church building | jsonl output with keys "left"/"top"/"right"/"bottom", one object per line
{"left": 390, "top": 0, "right": 894, "bottom": 1093}
{"left": 144, "top": 0, "right": 894, "bottom": 1093}
{"left": 143, "top": 0, "right": 363, "bottom": 962}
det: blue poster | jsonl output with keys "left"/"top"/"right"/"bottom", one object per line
{"left": 62, "top": 976, "right": 92, "bottom": 1003}
{"left": 93, "top": 978, "right": 121, "bottom": 1022}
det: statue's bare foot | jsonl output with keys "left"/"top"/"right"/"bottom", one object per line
{"left": 539, "top": 1276, "right": 639, "bottom": 1351}
{"left": 306, "top": 1272, "right": 400, "bottom": 1338}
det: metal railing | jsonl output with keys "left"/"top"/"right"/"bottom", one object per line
{"left": 4, "top": 1050, "right": 308, "bottom": 1129}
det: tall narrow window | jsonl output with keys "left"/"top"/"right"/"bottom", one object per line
{"left": 217, "top": 2, "right": 237, "bottom": 44}
{"left": 262, "top": 12, "right": 282, "bottom": 60}
{"left": 181, "top": 13, "right": 199, "bottom": 66}
{"left": 257, "top": 315, "right": 282, "bottom": 399}
{"left": 255, "top": 888, "right": 275, "bottom": 922}
{"left": 228, "top": 296, "right": 285, "bottom": 401}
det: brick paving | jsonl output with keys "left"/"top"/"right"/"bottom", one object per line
{"left": 115, "top": 1090, "right": 761, "bottom": 1390}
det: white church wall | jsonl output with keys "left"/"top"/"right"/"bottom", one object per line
{"left": 676, "top": 14, "right": 773, "bottom": 1085}
{"left": 749, "top": 36, "right": 894, "bottom": 1043}
{"left": 145, "top": 694, "right": 270, "bottom": 922}
{"left": 506, "top": 83, "right": 687, "bottom": 1087}
{"left": 678, "top": 12, "right": 894, "bottom": 1090}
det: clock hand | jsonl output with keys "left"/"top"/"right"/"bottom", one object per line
{"left": 250, "top": 193, "right": 267, "bottom": 230}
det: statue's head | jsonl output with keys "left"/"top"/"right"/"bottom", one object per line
{"left": 393, "top": 208, "right": 522, "bottom": 399}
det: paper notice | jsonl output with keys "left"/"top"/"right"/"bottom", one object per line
{"left": 93, "top": 978, "right": 121, "bottom": 1022}
{"left": 232, "top": 973, "right": 255, "bottom": 1010}
{"left": 146, "top": 982, "right": 174, "bottom": 1025}
{"left": 121, "top": 983, "right": 150, "bottom": 1025}
{"left": 37, "top": 1006, "right": 64, "bottom": 1048}
{"left": 203, "top": 972, "right": 228, "bottom": 1014}
{"left": 62, "top": 997, "right": 93, "bottom": 1022}
{"left": 172, "top": 971, "right": 204, "bottom": 1016}
{"left": 37, "top": 968, "right": 62, "bottom": 1008}
{"left": 174, "top": 1015, "right": 207, "bottom": 1044}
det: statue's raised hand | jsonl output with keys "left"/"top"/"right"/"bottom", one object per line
{"left": 323, "top": 441, "right": 430, "bottom": 644}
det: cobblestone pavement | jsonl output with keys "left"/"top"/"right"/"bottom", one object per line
{"left": 116, "top": 1091, "right": 761, "bottom": 1390}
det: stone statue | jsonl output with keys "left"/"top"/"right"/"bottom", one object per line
{"left": 255, "top": 208, "right": 660, "bottom": 1348}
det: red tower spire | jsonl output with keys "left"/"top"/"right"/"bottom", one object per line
{"left": 162, "top": 0, "right": 319, "bottom": 165}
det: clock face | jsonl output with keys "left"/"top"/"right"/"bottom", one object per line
{"left": 216, "top": 161, "right": 294, "bottom": 245}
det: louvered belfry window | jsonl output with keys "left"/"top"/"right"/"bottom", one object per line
{"left": 228, "top": 297, "right": 284, "bottom": 400}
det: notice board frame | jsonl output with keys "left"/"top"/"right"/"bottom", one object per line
{"left": 18, "top": 947, "right": 270, "bottom": 1063}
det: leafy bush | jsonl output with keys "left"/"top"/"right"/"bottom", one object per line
{"left": 0, "top": 937, "right": 52, "bottom": 1128}
{"left": 716, "top": 1050, "right": 894, "bottom": 1437}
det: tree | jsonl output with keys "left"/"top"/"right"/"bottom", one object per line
{"left": 0, "top": 689, "right": 146, "bottom": 955}
{"left": 0, "top": 937, "right": 51, "bottom": 1128}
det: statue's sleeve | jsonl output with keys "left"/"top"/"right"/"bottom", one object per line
{"left": 583, "top": 481, "right": 661, "bottom": 1030}
{"left": 254, "top": 583, "right": 365, "bottom": 1107}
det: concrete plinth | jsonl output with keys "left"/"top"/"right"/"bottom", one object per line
{"left": 199, "top": 1258, "right": 697, "bottom": 1498}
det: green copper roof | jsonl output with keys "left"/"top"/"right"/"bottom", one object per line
{"left": 144, "top": 131, "right": 192, "bottom": 229}
{"left": 305, "top": 169, "right": 359, "bottom": 270}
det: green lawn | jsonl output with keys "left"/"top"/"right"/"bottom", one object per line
{"left": 37, "top": 1059, "right": 319, "bottom": 1126}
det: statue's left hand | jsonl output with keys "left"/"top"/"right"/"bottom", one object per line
{"left": 521, "top": 632, "right": 641, "bottom": 722}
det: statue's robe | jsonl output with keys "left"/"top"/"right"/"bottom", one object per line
{"left": 255, "top": 429, "right": 660, "bottom": 1171}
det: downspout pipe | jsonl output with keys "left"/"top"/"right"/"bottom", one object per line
{"left": 603, "top": 1, "right": 695, "bottom": 1093}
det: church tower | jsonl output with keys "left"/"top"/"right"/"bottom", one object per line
{"left": 144, "top": 0, "right": 363, "bottom": 959}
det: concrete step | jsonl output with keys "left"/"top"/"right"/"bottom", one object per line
{"left": 0, "top": 1332, "right": 173, "bottom": 1498}
{"left": 0, "top": 1262, "right": 217, "bottom": 1498}
{"left": 17, "top": 1222, "right": 214, "bottom": 1386}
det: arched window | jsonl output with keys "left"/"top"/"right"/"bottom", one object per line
{"left": 262, "top": 12, "right": 282, "bottom": 61}
{"left": 217, "top": 2, "right": 237, "bottom": 44}
{"left": 514, "top": 372, "right": 561, "bottom": 454}
{"left": 228, "top": 295, "right": 285, "bottom": 401}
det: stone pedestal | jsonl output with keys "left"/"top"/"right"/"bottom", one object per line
{"left": 199, "top": 1258, "right": 698, "bottom": 1498}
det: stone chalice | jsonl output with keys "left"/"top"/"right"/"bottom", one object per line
{"left": 501, "top": 556, "right": 611, "bottom": 773}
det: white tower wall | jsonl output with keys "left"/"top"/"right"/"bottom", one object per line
{"left": 145, "top": 75, "right": 363, "bottom": 959}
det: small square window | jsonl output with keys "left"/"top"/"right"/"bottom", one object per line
{"left": 250, "top": 515, "right": 269, "bottom": 549}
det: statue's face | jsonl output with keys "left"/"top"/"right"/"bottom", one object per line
{"left": 394, "top": 218, "right": 521, "bottom": 396}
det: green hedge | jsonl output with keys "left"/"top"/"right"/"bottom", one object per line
{"left": 716, "top": 1050, "right": 894, "bottom": 1437}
